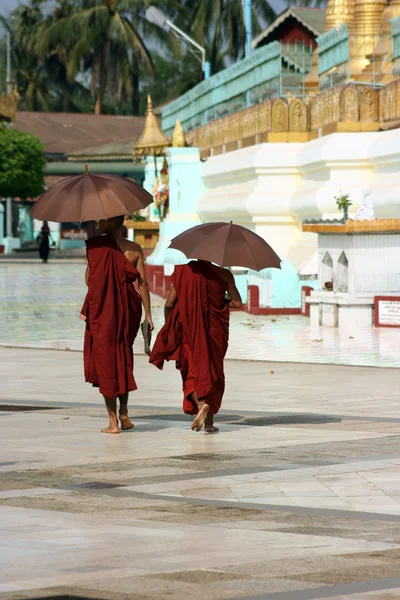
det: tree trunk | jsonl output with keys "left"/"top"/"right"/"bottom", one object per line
{"left": 63, "top": 87, "right": 69, "bottom": 112}
{"left": 95, "top": 47, "right": 109, "bottom": 115}
{"left": 131, "top": 54, "right": 139, "bottom": 115}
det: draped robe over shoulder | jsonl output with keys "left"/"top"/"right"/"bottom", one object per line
{"left": 81, "top": 235, "right": 142, "bottom": 398}
{"left": 150, "top": 261, "right": 229, "bottom": 415}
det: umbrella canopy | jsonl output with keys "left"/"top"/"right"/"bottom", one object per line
{"left": 31, "top": 168, "right": 153, "bottom": 223}
{"left": 169, "top": 222, "right": 282, "bottom": 271}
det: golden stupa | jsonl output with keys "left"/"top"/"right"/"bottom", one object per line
{"left": 306, "top": 0, "right": 399, "bottom": 88}
{"left": 133, "top": 95, "right": 171, "bottom": 159}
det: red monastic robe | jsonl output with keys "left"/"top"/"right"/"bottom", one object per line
{"left": 81, "top": 235, "right": 142, "bottom": 398}
{"left": 150, "top": 261, "right": 229, "bottom": 415}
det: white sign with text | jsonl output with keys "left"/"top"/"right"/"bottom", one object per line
{"left": 378, "top": 300, "right": 400, "bottom": 326}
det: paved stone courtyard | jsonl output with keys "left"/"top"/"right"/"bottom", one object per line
{"left": 0, "top": 262, "right": 400, "bottom": 367}
{"left": 1, "top": 348, "right": 400, "bottom": 599}
{"left": 1, "top": 262, "right": 400, "bottom": 599}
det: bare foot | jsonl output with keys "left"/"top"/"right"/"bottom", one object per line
{"left": 120, "top": 415, "right": 135, "bottom": 431}
{"left": 101, "top": 425, "right": 120, "bottom": 434}
{"left": 205, "top": 425, "right": 219, "bottom": 433}
{"left": 191, "top": 403, "right": 209, "bottom": 432}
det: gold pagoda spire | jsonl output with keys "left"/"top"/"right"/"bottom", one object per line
{"left": 133, "top": 95, "right": 171, "bottom": 159}
{"left": 324, "top": 0, "right": 356, "bottom": 32}
{"left": 354, "top": 0, "right": 387, "bottom": 35}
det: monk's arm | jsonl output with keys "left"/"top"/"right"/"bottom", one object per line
{"left": 164, "top": 286, "right": 177, "bottom": 321}
{"left": 85, "top": 265, "right": 89, "bottom": 286}
{"left": 136, "top": 250, "right": 154, "bottom": 330}
{"left": 226, "top": 270, "right": 243, "bottom": 309}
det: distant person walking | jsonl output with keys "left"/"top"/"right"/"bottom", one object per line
{"left": 38, "top": 221, "right": 53, "bottom": 263}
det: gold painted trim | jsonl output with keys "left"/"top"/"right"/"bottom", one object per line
{"left": 302, "top": 218, "right": 400, "bottom": 233}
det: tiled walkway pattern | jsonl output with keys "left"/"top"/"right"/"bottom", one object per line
{"left": 2, "top": 348, "right": 400, "bottom": 599}
{"left": 1, "top": 263, "right": 400, "bottom": 367}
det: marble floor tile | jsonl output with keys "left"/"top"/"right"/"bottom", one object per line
{"left": 1, "top": 263, "right": 400, "bottom": 367}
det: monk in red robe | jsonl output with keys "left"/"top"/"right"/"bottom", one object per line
{"left": 81, "top": 216, "right": 153, "bottom": 434}
{"left": 150, "top": 260, "right": 242, "bottom": 432}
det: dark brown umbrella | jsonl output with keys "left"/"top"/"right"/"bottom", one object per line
{"left": 169, "top": 222, "right": 281, "bottom": 271}
{"left": 31, "top": 166, "right": 153, "bottom": 222}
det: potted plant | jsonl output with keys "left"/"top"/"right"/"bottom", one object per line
{"left": 335, "top": 193, "right": 352, "bottom": 223}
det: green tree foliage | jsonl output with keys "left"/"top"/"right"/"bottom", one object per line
{"left": 0, "top": 0, "right": 321, "bottom": 115}
{"left": 39, "top": 0, "right": 159, "bottom": 115}
{"left": 1, "top": 0, "right": 90, "bottom": 112}
{"left": 0, "top": 124, "right": 46, "bottom": 198}
{"left": 181, "top": 0, "right": 276, "bottom": 74}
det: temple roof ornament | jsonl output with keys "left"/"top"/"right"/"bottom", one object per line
{"left": 0, "top": 89, "right": 20, "bottom": 123}
{"left": 171, "top": 120, "right": 186, "bottom": 147}
{"left": 133, "top": 95, "right": 171, "bottom": 159}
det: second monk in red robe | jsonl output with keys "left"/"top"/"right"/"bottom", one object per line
{"left": 81, "top": 216, "right": 153, "bottom": 434}
{"left": 150, "top": 260, "right": 242, "bottom": 432}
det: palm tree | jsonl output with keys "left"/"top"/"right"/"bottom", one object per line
{"left": 37, "top": 0, "right": 79, "bottom": 112}
{"left": 182, "top": 0, "right": 277, "bottom": 74}
{"left": 0, "top": 1, "right": 54, "bottom": 110}
{"left": 39, "top": 0, "right": 156, "bottom": 115}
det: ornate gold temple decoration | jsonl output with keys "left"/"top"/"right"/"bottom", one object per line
{"left": 289, "top": 99, "right": 308, "bottom": 132}
{"left": 182, "top": 77, "right": 400, "bottom": 154}
{"left": 153, "top": 156, "right": 169, "bottom": 221}
{"left": 271, "top": 99, "right": 289, "bottom": 132}
{"left": 0, "top": 88, "right": 20, "bottom": 123}
{"left": 171, "top": 120, "right": 186, "bottom": 147}
{"left": 354, "top": 0, "right": 387, "bottom": 36}
{"left": 133, "top": 95, "right": 171, "bottom": 159}
{"left": 303, "top": 218, "right": 400, "bottom": 233}
{"left": 324, "top": 0, "right": 356, "bottom": 32}
{"left": 360, "top": 87, "right": 379, "bottom": 120}
{"left": 380, "top": 79, "right": 400, "bottom": 127}
{"left": 340, "top": 85, "right": 359, "bottom": 121}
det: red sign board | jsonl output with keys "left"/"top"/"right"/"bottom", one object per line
{"left": 374, "top": 296, "right": 400, "bottom": 328}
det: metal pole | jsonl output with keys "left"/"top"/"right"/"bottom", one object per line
{"left": 165, "top": 19, "right": 209, "bottom": 79}
{"left": 6, "top": 32, "right": 12, "bottom": 95}
{"left": 6, "top": 198, "right": 13, "bottom": 237}
{"left": 5, "top": 32, "right": 14, "bottom": 241}
{"left": 243, "top": 0, "right": 252, "bottom": 57}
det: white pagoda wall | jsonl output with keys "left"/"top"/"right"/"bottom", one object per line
{"left": 198, "top": 128, "right": 400, "bottom": 278}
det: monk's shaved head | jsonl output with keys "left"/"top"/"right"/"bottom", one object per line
{"left": 111, "top": 215, "right": 125, "bottom": 229}
{"left": 97, "top": 215, "right": 125, "bottom": 234}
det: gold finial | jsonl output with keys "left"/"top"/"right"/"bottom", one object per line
{"left": 133, "top": 94, "right": 171, "bottom": 159}
{"left": 0, "top": 87, "right": 20, "bottom": 123}
{"left": 85, "top": 164, "right": 89, "bottom": 175}
{"left": 172, "top": 120, "right": 186, "bottom": 147}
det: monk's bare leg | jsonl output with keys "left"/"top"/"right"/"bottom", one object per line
{"left": 205, "top": 412, "right": 219, "bottom": 433}
{"left": 190, "top": 392, "right": 209, "bottom": 432}
{"left": 119, "top": 393, "right": 134, "bottom": 431}
{"left": 102, "top": 396, "right": 120, "bottom": 434}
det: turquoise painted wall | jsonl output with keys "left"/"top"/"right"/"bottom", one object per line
{"left": 161, "top": 42, "right": 282, "bottom": 134}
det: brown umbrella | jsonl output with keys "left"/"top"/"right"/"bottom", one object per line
{"left": 169, "top": 222, "right": 281, "bottom": 271}
{"left": 31, "top": 166, "right": 153, "bottom": 222}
